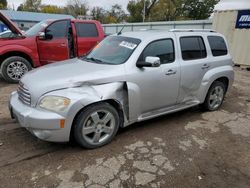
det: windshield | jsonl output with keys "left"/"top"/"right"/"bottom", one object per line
{"left": 25, "top": 20, "right": 49, "bottom": 37}
{"left": 83, "top": 36, "right": 141, "bottom": 65}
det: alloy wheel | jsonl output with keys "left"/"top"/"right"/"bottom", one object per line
{"left": 208, "top": 85, "right": 224, "bottom": 110}
{"left": 6, "top": 61, "right": 28, "bottom": 81}
{"left": 81, "top": 109, "right": 116, "bottom": 145}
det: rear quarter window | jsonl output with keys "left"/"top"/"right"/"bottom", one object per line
{"left": 208, "top": 36, "right": 228, "bottom": 56}
{"left": 75, "top": 23, "right": 98, "bottom": 37}
{"left": 180, "top": 36, "right": 207, "bottom": 61}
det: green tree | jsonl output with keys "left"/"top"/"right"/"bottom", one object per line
{"left": 108, "top": 4, "right": 127, "bottom": 23}
{"left": 0, "top": 0, "right": 7, "bottom": 9}
{"left": 127, "top": 0, "right": 218, "bottom": 22}
{"left": 150, "top": 0, "right": 172, "bottom": 21}
{"left": 91, "top": 7, "right": 107, "bottom": 23}
{"left": 127, "top": 0, "right": 143, "bottom": 22}
{"left": 22, "top": 0, "right": 42, "bottom": 12}
{"left": 90, "top": 5, "right": 126, "bottom": 24}
{"left": 17, "top": 4, "right": 24, "bottom": 11}
{"left": 150, "top": 0, "right": 187, "bottom": 21}
{"left": 41, "top": 5, "right": 64, "bottom": 14}
{"left": 127, "top": 0, "right": 159, "bottom": 22}
{"left": 182, "top": 0, "right": 219, "bottom": 20}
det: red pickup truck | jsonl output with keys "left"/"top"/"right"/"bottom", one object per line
{"left": 0, "top": 12, "right": 105, "bottom": 83}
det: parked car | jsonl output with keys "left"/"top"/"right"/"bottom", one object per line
{"left": 0, "top": 30, "right": 13, "bottom": 38}
{"left": 0, "top": 12, "right": 105, "bottom": 83}
{"left": 9, "top": 30, "right": 234, "bottom": 149}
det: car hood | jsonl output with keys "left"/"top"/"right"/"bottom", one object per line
{"left": 21, "top": 58, "right": 126, "bottom": 105}
{"left": 0, "top": 12, "right": 23, "bottom": 36}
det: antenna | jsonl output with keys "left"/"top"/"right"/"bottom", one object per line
{"left": 117, "top": 25, "right": 125, "bottom": 35}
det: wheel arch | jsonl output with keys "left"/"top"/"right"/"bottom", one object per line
{"left": 200, "top": 75, "right": 231, "bottom": 103}
{"left": 199, "top": 65, "right": 234, "bottom": 103}
{"left": 0, "top": 51, "right": 34, "bottom": 67}
{"left": 69, "top": 99, "right": 125, "bottom": 142}
{"left": 214, "top": 76, "right": 229, "bottom": 92}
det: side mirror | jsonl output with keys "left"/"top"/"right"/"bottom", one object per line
{"left": 136, "top": 56, "right": 161, "bottom": 68}
{"left": 38, "top": 31, "right": 53, "bottom": 40}
{"left": 38, "top": 32, "right": 45, "bottom": 40}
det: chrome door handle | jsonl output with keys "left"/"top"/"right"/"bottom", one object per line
{"left": 202, "top": 64, "right": 210, "bottom": 69}
{"left": 165, "top": 69, "right": 177, "bottom": 75}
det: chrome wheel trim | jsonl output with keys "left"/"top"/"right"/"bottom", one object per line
{"left": 6, "top": 61, "right": 28, "bottom": 80}
{"left": 82, "top": 109, "right": 116, "bottom": 145}
{"left": 208, "top": 86, "right": 224, "bottom": 110}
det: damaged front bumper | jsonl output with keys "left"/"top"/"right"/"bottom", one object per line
{"left": 9, "top": 91, "right": 70, "bottom": 142}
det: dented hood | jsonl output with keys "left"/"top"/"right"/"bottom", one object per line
{"left": 0, "top": 12, "right": 23, "bottom": 36}
{"left": 21, "top": 58, "right": 126, "bottom": 105}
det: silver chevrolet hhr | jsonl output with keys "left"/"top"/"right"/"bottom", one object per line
{"left": 9, "top": 30, "right": 234, "bottom": 148}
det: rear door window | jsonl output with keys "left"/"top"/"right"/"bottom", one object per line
{"left": 180, "top": 36, "right": 207, "bottom": 60}
{"left": 208, "top": 36, "right": 228, "bottom": 56}
{"left": 75, "top": 23, "right": 98, "bottom": 37}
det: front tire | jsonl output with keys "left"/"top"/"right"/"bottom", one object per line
{"left": 202, "top": 81, "right": 226, "bottom": 111}
{"left": 73, "top": 103, "right": 120, "bottom": 149}
{"left": 1, "top": 56, "right": 32, "bottom": 83}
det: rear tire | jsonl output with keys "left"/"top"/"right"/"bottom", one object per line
{"left": 73, "top": 103, "right": 120, "bottom": 149}
{"left": 1, "top": 56, "right": 32, "bottom": 83}
{"left": 202, "top": 81, "right": 226, "bottom": 111}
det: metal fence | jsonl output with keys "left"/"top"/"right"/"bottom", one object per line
{"left": 102, "top": 20, "right": 212, "bottom": 34}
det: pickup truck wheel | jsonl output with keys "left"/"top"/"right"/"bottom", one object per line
{"left": 1, "top": 56, "right": 32, "bottom": 83}
{"left": 74, "top": 103, "right": 120, "bottom": 149}
{"left": 202, "top": 81, "right": 226, "bottom": 111}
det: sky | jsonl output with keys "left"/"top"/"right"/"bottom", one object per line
{"left": 7, "top": 0, "right": 129, "bottom": 10}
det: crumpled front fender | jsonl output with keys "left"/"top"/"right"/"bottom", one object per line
{"left": 43, "top": 82, "right": 129, "bottom": 140}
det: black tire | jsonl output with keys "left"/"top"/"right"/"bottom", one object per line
{"left": 1, "top": 56, "right": 32, "bottom": 83}
{"left": 202, "top": 81, "right": 226, "bottom": 111}
{"left": 73, "top": 103, "right": 120, "bottom": 149}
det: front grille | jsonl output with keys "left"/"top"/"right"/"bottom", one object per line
{"left": 18, "top": 82, "right": 31, "bottom": 105}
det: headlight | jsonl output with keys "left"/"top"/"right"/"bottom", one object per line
{"left": 39, "top": 96, "right": 70, "bottom": 112}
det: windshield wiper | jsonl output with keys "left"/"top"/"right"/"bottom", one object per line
{"left": 88, "top": 57, "right": 103, "bottom": 63}
{"left": 82, "top": 57, "right": 108, "bottom": 64}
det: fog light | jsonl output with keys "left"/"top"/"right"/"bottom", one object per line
{"left": 32, "top": 129, "right": 52, "bottom": 140}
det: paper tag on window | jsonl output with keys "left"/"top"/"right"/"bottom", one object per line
{"left": 119, "top": 41, "right": 137, "bottom": 50}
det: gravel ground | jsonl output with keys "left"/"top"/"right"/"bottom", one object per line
{"left": 0, "top": 67, "right": 249, "bottom": 188}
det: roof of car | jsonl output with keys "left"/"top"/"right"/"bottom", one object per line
{"left": 117, "top": 30, "right": 219, "bottom": 41}
{"left": 118, "top": 30, "right": 175, "bottom": 40}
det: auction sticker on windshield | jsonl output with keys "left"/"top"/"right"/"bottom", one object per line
{"left": 119, "top": 41, "right": 137, "bottom": 50}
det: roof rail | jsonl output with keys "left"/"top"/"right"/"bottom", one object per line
{"left": 169, "top": 29, "right": 216, "bottom": 33}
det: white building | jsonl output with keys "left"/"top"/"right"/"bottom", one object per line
{"left": 213, "top": 0, "right": 250, "bottom": 66}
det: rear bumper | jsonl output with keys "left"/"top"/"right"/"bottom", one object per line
{"left": 9, "top": 91, "right": 71, "bottom": 142}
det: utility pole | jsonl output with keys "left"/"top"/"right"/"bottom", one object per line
{"left": 169, "top": 0, "right": 171, "bottom": 21}
{"left": 143, "top": 0, "right": 146, "bottom": 22}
